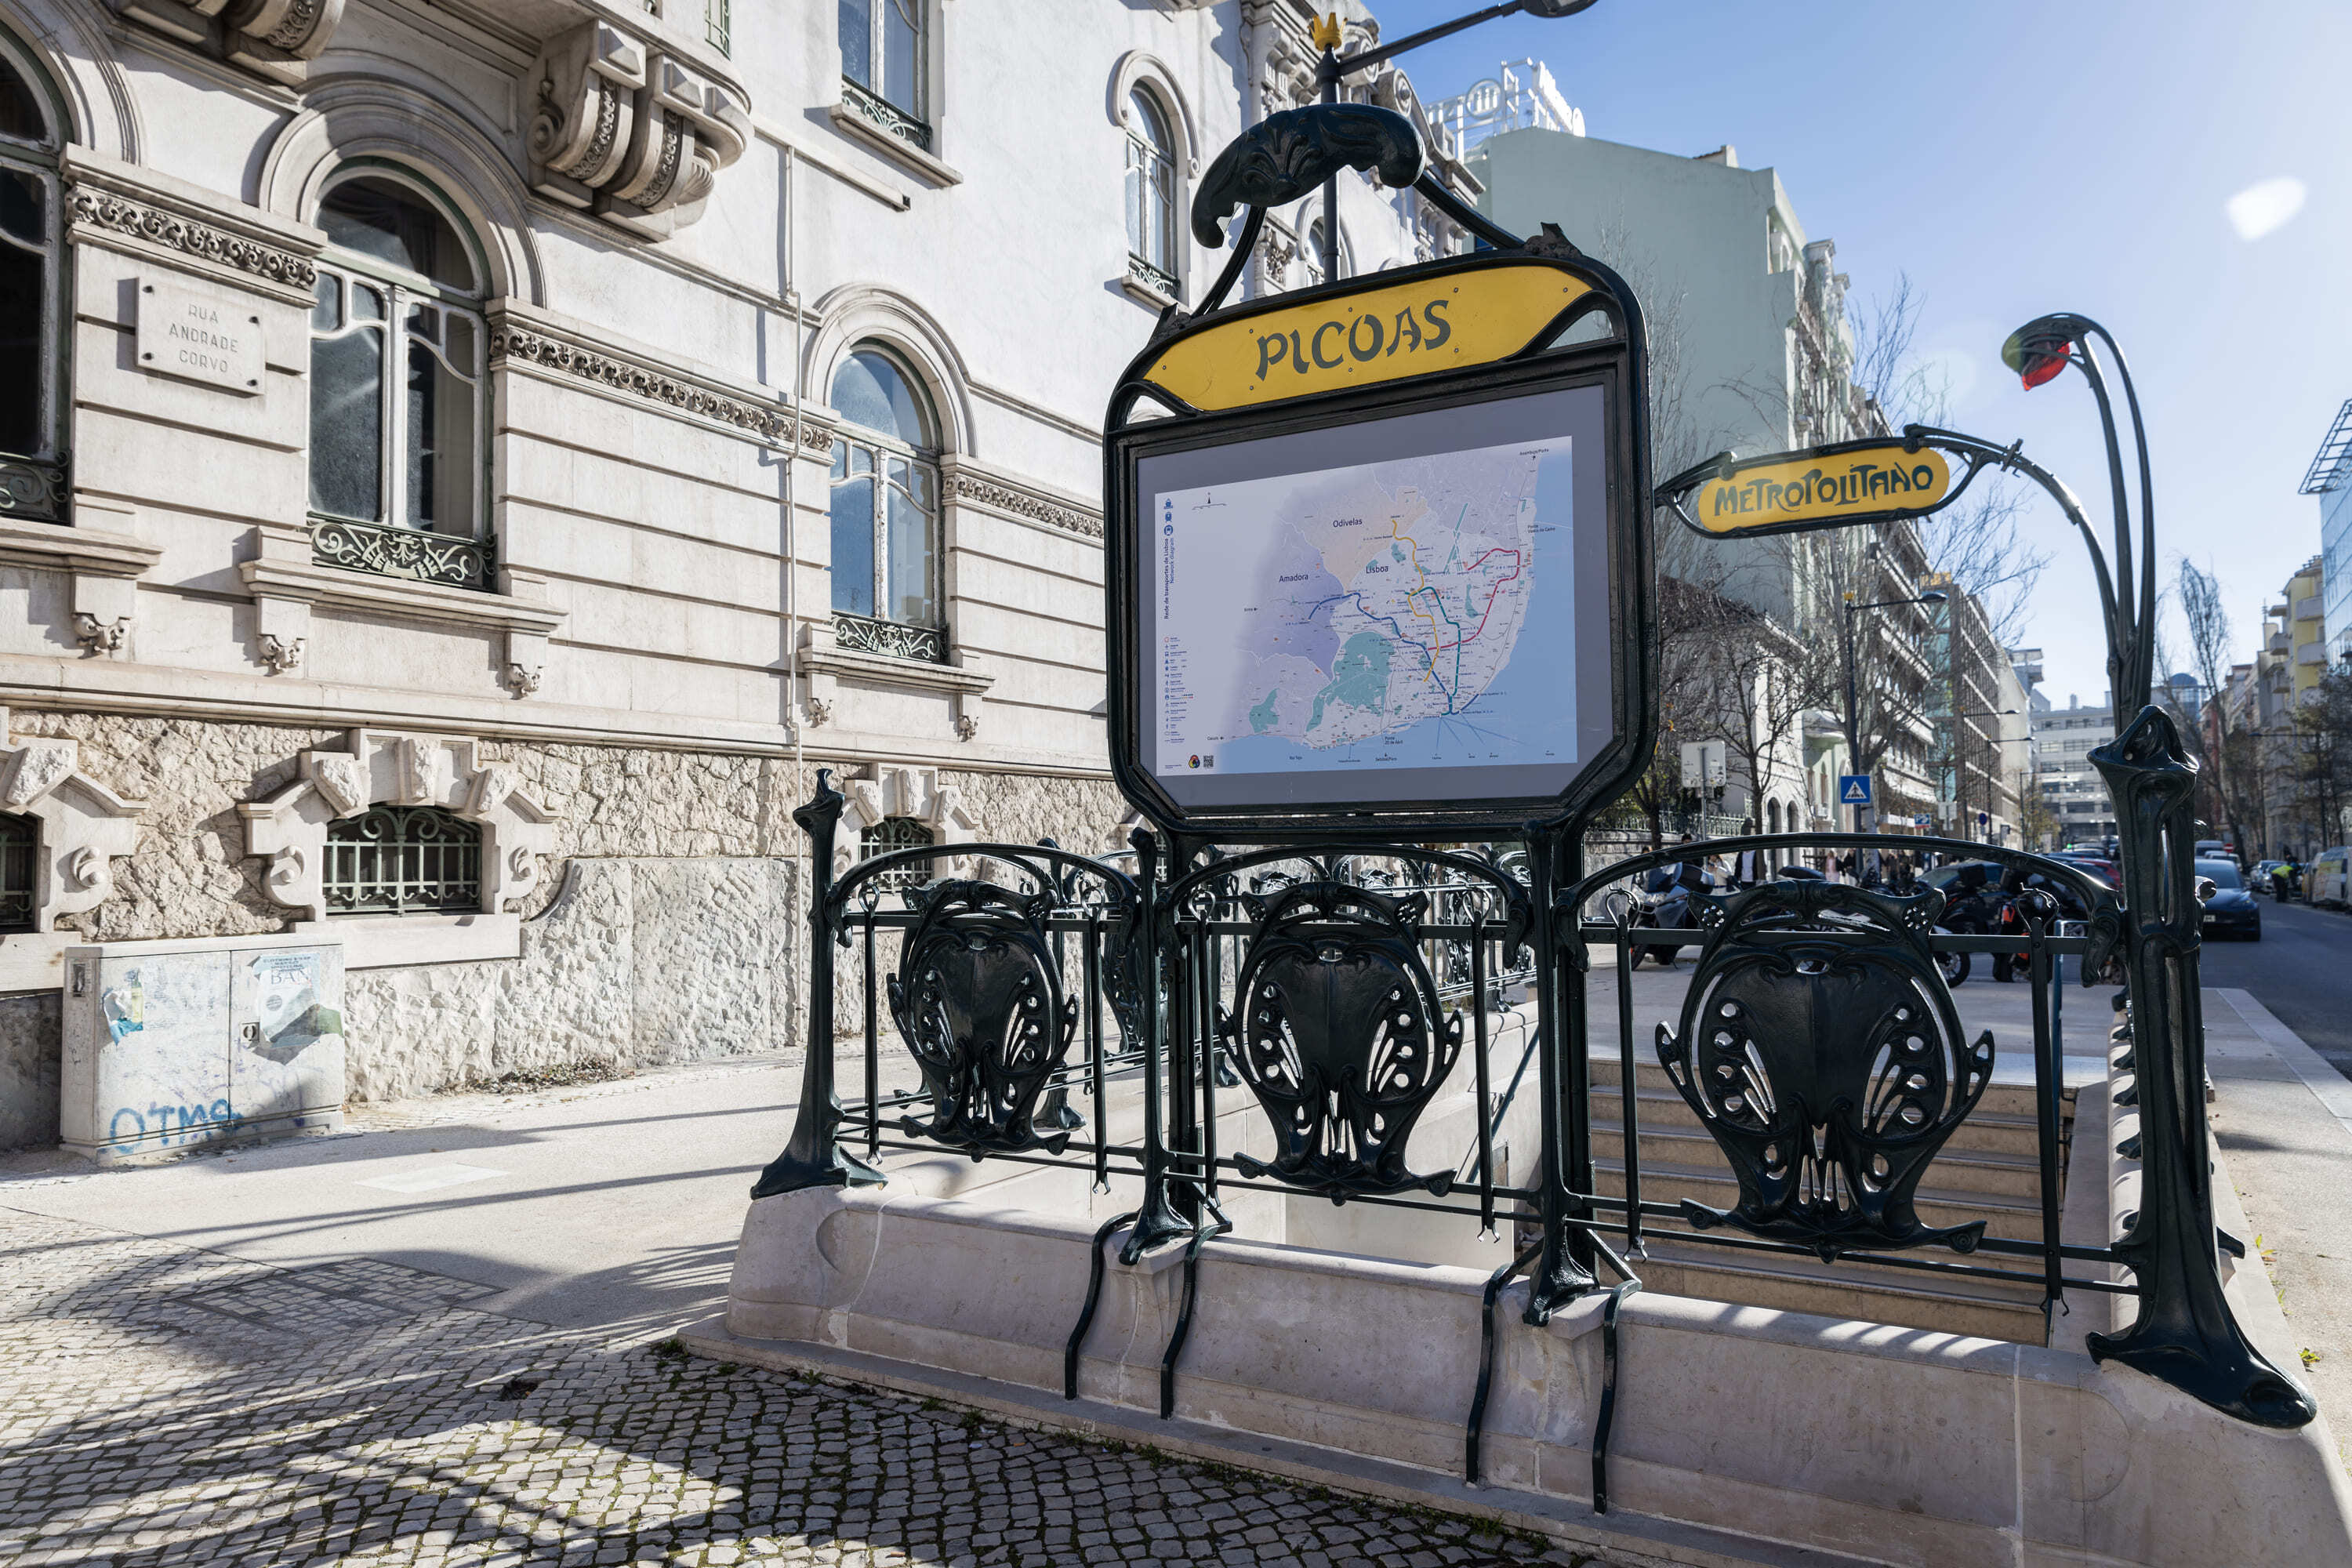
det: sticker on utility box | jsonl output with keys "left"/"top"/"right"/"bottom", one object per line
{"left": 245, "top": 952, "right": 340, "bottom": 1064}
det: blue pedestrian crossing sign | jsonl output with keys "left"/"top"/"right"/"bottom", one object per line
{"left": 1838, "top": 775, "right": 1872, "bottom": 806}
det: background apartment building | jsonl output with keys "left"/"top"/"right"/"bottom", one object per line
{"left": 1460, "top": 118, "right": 1951, "bottom": 840}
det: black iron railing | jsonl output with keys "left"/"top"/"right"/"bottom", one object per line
{"left": 758, "top": 773, "right": 2190, "bottom": 1503}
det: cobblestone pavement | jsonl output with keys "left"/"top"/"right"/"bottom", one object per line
{"left": 0, "top": 1210, "right": 1596, "bottom": 1568}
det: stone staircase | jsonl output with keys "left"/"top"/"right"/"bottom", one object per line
{"left": 1584, "top": 1054, "right": 2072, "bottom": 1342}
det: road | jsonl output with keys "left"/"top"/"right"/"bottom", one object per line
{"left": 2199, "top": 896, "right": 2352, "bottom": 1076}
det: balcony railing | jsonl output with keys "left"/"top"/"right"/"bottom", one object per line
{"left": 838, "top": 77, "right": 933, "bottom": 153}
{"left": 834, "top": 611, "right": 946, "bottom": 663}
{"left": 0, "top": 452, "right": 67, "bottom": 525}
{"left": 1126, "top": 253, "right": 1180, "bottom": 302}
{"left": 310, "top": 516, "right": 495, "bottom": 591}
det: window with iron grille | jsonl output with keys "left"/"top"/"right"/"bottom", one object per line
{"left": 323, "top": 806, "right": 481, "bottom": 915}
{"left": 0, "top": 811, "right": 34, "bottom": 933}
{"left": 859, "top": 815, "right": 934, "bottom": 894}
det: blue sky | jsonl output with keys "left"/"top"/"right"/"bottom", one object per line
{"left": 1379, "top": 0, "right": 2349, "bottom": 704}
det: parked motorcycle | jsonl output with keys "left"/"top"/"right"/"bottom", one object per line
{"left": 1629, "top": 861, "right": 1715, "bottom": 967}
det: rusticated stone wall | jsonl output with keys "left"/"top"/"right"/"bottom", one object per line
{"left": 8, "top": 713, "right": 803, "bottom": 939}
{"left": 340, "top": 856, "right": 800, "bottom": 1102}
{"left": 0, "top": 713, "right": 1125, "bottom": 1145}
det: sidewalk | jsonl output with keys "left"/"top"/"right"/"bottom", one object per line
{"left": 2204, "top": 987, "right": 2352, "bottom": 1445}
{"left": 0, "top": 1058, "right": 1595, "bottom": 1568}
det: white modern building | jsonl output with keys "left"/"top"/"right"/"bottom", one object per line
{"left": 0, "top": 0, "right": 1470, "bottom": 1147}
{"left": 2034, "top": 692, "right": 2118, "bottom": 848}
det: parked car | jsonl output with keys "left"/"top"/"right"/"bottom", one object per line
{"left": 2194, "top": 840, "right": 2238, "bottom": 867}
{"left": 2044, "top": 851, "right": 2120, "bottom": 891}
{"left": 2251, "top": 859, "right": 2295, "bottom": 898}
{"left": 2196, "top": 858, "right": 2262, "bottom": 940}
{"left": 2310, "top": 848, "right": 2352, "bottom": 909}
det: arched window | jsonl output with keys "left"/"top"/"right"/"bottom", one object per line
{"left": 323, "top": 805, "right": 481, "bottom": 915}
{"left": 1766, "top": 798, "right": 1782, "bottom": 836}
{"left": 1123, "top": 89, "right": 1178, "bottom": 299}
{"left": 308, "top": 170, "right": 489, "bottom": 588}
{"left": 0, "top": 36, "right": 64, "bottom": 524}
{"left": 860, "top": 815, "right": 934, "bottom": 895}
{"left": 0, "top": 810, "right": 34, "bottom": 934}
{"left": 829, "top": 347, "right": 942, "bottom": 659}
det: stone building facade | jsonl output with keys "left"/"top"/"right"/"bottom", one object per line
{"left": 0, "top": 0, "right": 1463, "bottom": 1145}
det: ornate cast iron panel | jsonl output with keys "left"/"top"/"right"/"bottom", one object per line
{"left": 886, "top": 879, "right": 1078, "bottom": 1157}
{"left": 1217, "top": 881, "right": 1462, "bottom": 1198}
{"left": 311, "top": 515, "right": 493, "bottom": 590}
{"left": 1655, "top": 880, "right": 1994, "bottom": 1260}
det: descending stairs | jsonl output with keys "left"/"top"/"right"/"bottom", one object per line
{"left": 1583, "top": 1054, "right": 2073, "bottom": 1341}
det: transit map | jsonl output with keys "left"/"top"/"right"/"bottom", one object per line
{"left": 1152, "top": 434, "right": 1579, "bottom": 783}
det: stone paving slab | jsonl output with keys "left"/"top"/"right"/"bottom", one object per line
{"left": 0, "top": 1210, "right": 1606, "bottom": 1568}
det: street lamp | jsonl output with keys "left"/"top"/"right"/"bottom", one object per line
{"left": 2002, "top": 312, "right": 2157, "bottom": 713}
{"left": 1842, "top": 588, "right": 1946, "bottom": 836}
{"left": 1311, "top": 0, "right": 1602, "bottom": 283}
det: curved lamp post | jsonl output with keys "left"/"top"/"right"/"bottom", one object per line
{"left": 1994, "top": 316, "right": 2318, "bottom": 1428}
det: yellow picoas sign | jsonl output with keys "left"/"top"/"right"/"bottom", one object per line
{"left": 1692, "top": 445, "right": 1953, "bottom": 533}
{"left": 1142, "top": 263, "right": 1592, "bottom": 412}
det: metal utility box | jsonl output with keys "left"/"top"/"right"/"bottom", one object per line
{"left": 60, "top": 933, "right": 346, "bottom": 1164}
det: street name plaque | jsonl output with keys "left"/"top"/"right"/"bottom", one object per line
{"left": 1104, "top": 246, "right": 1653, "bottom": 837}
{"left": 136, "top": 276, "right": 264, "bottom": 396}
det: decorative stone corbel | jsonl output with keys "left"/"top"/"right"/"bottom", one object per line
{"left": 0, "top": 710, "right": 147, "bottom": 935}
{"left": 240, "top": 730, "right": 556, "bottom": 924}
{"left": 252, "top": 594, "right": 310, "bottom": 677}
{"left": 111, "top": 0, "right": 347, "bottom": 85}
{"left": 71, "top": 615, "right": 129, "bottom": 658}
{"left": 256, "top": 634, "right": 303, "bottom": 674}
{"left": 528, "top": 20, "right": 752, "bottom": 240}
{"left": 506, "top": 662, "right": 543, "bottom": 698}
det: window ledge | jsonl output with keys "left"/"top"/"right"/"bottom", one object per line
{"left": 0, "top": 514, "right": 162, "bottom": 579}
{"left": 826, "top": 101, "right": 963, "bottom": 187}
{"left": 291, "top": 912, "right": 521, "bottom": 970}
{"left": 238, "top": 557, "right": 567, "bottom": 637}
{"left": 1120, "top": 271, "right": 1180, "bottom": 312}
{"left": 799, "top": 640, "right": 993, "bottom": 695}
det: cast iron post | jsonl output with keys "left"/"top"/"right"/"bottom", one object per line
{"left": 1523, "top": 822, "right": 1596, "bottom": 1319}
{"left": 752, "top": 771, "right": 884, "bottom": 1199}
{"left": 1123, "top": 827, "right": 1191, "bottom": 1261}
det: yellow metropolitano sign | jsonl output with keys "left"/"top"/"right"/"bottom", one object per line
{"left": 1141, "top": 263, "right": 1592, "bottom": 412}
{"left": 1690, "top": 444, "right": 1954, "bottom": 535}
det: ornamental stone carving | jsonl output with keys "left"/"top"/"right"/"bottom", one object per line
{"left": 240, "top": 731, "right": 555, "bottom": 924}
{"left": 836, "top": 765, "right": 979, "bottom": 878}
{"left": 111, "top": 0, "right": 347, "bottom": 83}
{"left": 71, "top": 614, "right": 129, "bottom": 657}
{"left": 256, "top": 633, "right": 303, "bottom": 674}
{"left": 490, "top": 323, "right": 789, "bottom": 443}
{"left": 0, "top": 710, "right": 146, "bottom": 934}
{"left": 949, "top": 475, "right": 1103, "bottom": 541}
{"left": 67, "top": 187, "right": 318, "bottom": 292}
{"left": 528, "top": 20, "right": 751, "bottom": 240}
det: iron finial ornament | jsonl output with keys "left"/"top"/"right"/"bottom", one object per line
{"left": 1189, "top": 103, "right": 1423, "bottom": 249}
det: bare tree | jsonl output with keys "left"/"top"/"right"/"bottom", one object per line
{"left": 2173, "top": 557, "right": 2252, "bottom": 856}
